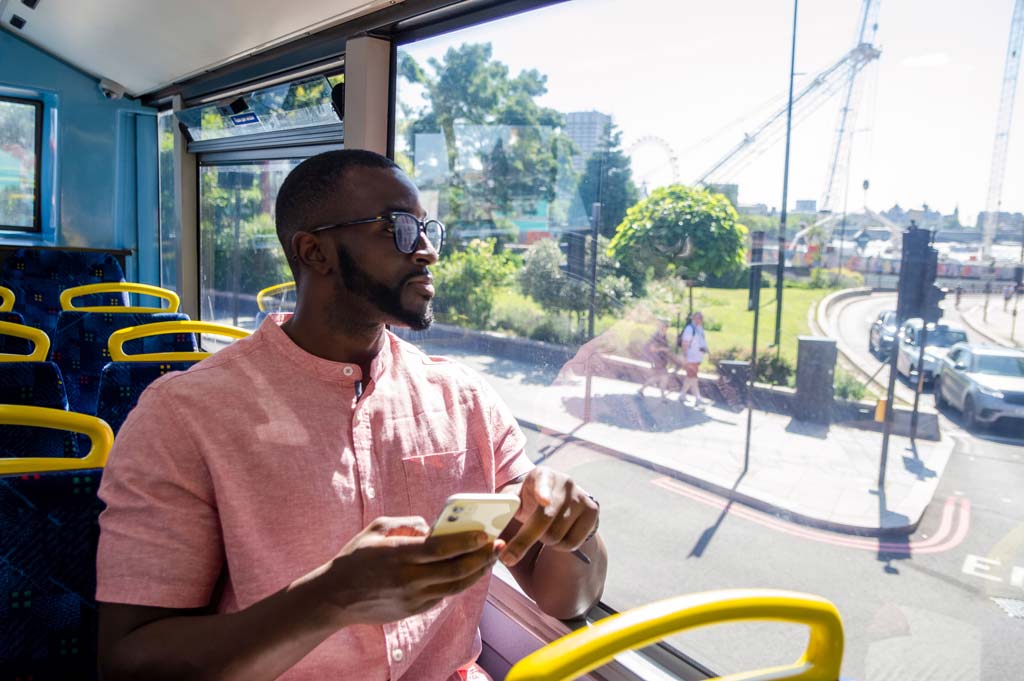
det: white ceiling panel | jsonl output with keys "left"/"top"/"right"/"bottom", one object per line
{"left": 1, "top": 0, "right": 401, "bottom": 96}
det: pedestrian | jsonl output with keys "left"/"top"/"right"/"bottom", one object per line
{"left": 678, "top": 311, "right": 710, "bottom": 407}
{"left": 1004, "top": 283, "right": 1015, "bottom": 311}
{"left": 638, "top": 317, "right": 677, "bottom": 400}
{"left": 955, "top": 284, "right": 962, "bottom": 309}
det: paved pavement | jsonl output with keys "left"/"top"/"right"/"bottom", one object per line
{"left": 958, "top": 293, "right": 1024, "bottom": 349}
{"left": 415, "top": 340, "right": 953, "bottom": 535}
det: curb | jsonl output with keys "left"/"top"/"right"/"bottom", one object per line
{"left": 516, "top": 416, "right": 939, "bottom": 538}
{"left": 959, "top": 304, "right": 1020, "bottom": 349}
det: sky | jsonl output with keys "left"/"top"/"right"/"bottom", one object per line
{"left": 397, "top": 0, "right": 1019, "bottom": 227}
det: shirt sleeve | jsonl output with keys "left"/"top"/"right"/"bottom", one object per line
{"left": 682, "top": 327, "right": 695, "bottom": 344}
{"left": 478, "top": 379, "right": 534, "bottom": 490}
{"left": 96, "top": 382, "right": 224, "bottom": 608}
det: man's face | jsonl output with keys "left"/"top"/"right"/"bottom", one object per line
{"left": 693, "top": 314, "right": 703, "bottom": 326}
{"left": 318, "top": 167, "right": 439, "bottom": 330}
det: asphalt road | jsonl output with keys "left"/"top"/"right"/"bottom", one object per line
{"left": 525, "top": 426, "right": 1024, "bottom": 681}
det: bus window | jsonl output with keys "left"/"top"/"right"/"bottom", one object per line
{"left": 0, "top": 96, "right": 42, "bottom": 232}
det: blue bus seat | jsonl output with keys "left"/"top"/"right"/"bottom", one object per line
{"left": 0, "top": 311, "right": 29, "bottom": 354}
{"left": 0, "top": 407, "right": 112, "bottom": 681}
{"left": 1, "top": 249, "right": 128, "bottom": 339}
{"left": 0, "top": 321, "right": 76, "bottom": 458}
{"left": 52, "top": 311, "right": 196, "bottom": 415}
{"left": 96, "top": 321, "right": 250, "bottom": 434}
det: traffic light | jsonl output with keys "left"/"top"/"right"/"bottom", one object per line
{"left": 896, "top": 222, "right": 940, "bottom": 322}
{"left": 922, "top": 285, "right": 946, "bottom": 323}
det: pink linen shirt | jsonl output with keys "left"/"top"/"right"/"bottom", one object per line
{"left": 96, "top": 318, "right": 534, "bottom": 680}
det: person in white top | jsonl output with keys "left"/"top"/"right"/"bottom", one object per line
{"left": 678, "top": 311, "right": 710, "bottom": 407}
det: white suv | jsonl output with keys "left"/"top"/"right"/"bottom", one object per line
{"left": 895, "top": 319, "right": 969, "bottom": 383}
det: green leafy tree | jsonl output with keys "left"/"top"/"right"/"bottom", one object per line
{"left": 608, "top": 184, "right": 747, "bottom": 281}
{"left": 399, "top": 44, "right": 577, "bottom": 247}
{"left": 432, "top": 238, "right": 519, "bottom": 328}
{"left": 575, "top": 123, "right": 639, "bottom": 238}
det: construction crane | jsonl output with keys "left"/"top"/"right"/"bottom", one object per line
{"left": 982, "top": 0, "right": 1024, "bottom": 259}
{"left": 820, "top": 0, "right": 882, "bottom": 212}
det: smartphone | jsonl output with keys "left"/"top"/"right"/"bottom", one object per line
{"left": 430, "top": 493, "right": 521, "bottom": 541}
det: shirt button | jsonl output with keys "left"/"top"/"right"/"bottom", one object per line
{"left": 343, "top": 366, "right": 354, "bottom": 377}
{"left": 392, "top": 648, "right": 404, "bottom": 662}
{"left": 366, "top": 487, "right": 376, "bottom": 499}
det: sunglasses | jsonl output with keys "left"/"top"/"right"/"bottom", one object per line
{"left": 308, "top": 211, "right": 445, "bottom": 254}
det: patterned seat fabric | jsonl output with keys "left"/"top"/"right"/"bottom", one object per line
{"left": 52, "top": 312, "right": 196, "bottom": 415}
{"left": 0, "top": 362, "right": 77, "bottom": 458}
{"left": 97, "top": 361, "right": 197, "bottom": 434}
{"left": 0, "top": 311, "right": 30, "bottom": 355}
{"left": 1, "top": 249, "right": 128, "bottom": 339}
{"left": 0, "top": 468, "right": 104, "bottom": 680}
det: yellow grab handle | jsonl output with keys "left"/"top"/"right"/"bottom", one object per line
{"left": 0, "top": 320, "right": 50, "bottom": 362}
{"left": 108, "top": 320, "right": 250, "bottom": 362}
{"left": 0, "top": 285, "right": 14, "bottom": 312}
{"left": 60, "top": 282, "right": 181, "bottom": 313}
{"left": 0, "top": 405, "right": 113, "bottom": 473}
{"left": 256, "top": 281, "right": 296, "bottom": 312}
{"left": 505, "top": 589, "right": 844, "bottom": 681}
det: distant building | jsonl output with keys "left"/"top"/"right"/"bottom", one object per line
{"left": 740, "top": 203, "right": 770, "bottom": 216}
{"left": 976, "top": 210, "right": 1024, "bottom": 231}
{"left": 707, "top": 183, "right": 738, "bottom": 207}
{"left": 565, "top": 110, "right": 612, "bottom": 172}
{"left": 795, "top": 199, "right": 817, "bottom": 213}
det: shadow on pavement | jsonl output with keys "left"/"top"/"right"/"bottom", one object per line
{"left": 872, "top": 486, "right": 911, "bottom": 573}
{"left": 784, "top": 418, "right": 830, "bottom": 439}
{"left": 562, "top": 393, "right": 736, "bottom": 432}
{"left": 901, "top": 441, "right": 937, "bottom": 480}
{"left": 688, "top": 469, "right": 748, "bottom": 559}
{"left": 422, "top": 345, "right": 561, "bottom": 385}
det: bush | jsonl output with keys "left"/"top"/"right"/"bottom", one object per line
{"left": 809, "top": 268, "right": 864, "bottom": 289}
{"left": 432, "top": 239, "right": 519, "bottom": 329}
{"left": 834, "top": 370, "right": 866, "bottom": 401}
{"left": 491, "top": 290, "right": 546, "bottom": 337}
{"left": 755, "top": 354, "right": 795, "bottom": 386}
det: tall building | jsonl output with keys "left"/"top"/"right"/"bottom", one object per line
{"left": 795, "top": 199, "right": 817, "bottom": 213}
{"left": 565, "top": 110, "right": 612, "bottom": 172}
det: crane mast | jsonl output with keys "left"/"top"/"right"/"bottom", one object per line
{"left": 982, "top": 0, "right": 1024, "bottom": 259}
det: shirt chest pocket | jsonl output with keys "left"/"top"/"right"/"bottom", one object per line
{"left": 400, "top": 448, "right": 489, "bottom": 525}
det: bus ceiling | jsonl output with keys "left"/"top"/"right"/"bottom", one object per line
{"left": 0, "top": 0, "right": 566, "bottom": 108}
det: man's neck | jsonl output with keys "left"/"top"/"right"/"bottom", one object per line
{"left": 280, "top": 308, "right": 386, "bottom": 380}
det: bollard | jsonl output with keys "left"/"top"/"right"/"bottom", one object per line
{"left": 874, "top": 398, "right": 887, "bottom": 423}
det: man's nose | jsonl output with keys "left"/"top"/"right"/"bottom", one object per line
{"left": 412, "top": 234, "right": 439, "bottom": 265}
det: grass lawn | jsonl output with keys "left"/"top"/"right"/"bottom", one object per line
{"left": 672, "top": 287, "right": 834, "bottom": 365}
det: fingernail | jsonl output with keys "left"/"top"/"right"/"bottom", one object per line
{"left": 493, "top": 539, "right": 506, "bottom": 553}
{"left": 500, "top": 552, "right": 516, "bottom": 565}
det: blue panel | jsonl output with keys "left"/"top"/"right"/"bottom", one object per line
{"left": 0, "top": 31, "right": 157, "bottom": 252}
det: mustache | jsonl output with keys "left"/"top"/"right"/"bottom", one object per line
{"left": 400, "top": 268, "right": 432, "bottom": 286}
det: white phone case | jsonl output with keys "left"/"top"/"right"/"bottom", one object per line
{"left": 430, "top": 493, "right": 521, "bottom": 539}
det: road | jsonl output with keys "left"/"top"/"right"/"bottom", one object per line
{"left": 525, "top": 425, "right": 1024, "bottom": 681}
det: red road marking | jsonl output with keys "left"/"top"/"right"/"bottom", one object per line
{"left": 650, "top": 476, "right": 970, "bottom": 555}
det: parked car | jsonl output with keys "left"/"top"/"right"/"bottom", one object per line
{"left": 869, "top": 309, "right": 898, "bottom": 357}
{"left": 895, "top": 319, "right": 969, "bottom": 383}
{"left": 934, "top": 344, "right": 1024, "bottom": 429}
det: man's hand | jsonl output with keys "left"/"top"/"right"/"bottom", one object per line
{"left": 500, "top": 467, "right": 599, "bottom": 566}
{"left": 320, "top": 516, "right": 503, "bottom": 625}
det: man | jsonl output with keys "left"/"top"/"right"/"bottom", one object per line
{"left": 678, "top": 312, "right": 710, "bottom": 407}
{"left": 637, "top": 318, "right": 678, "bottom": 400}
{"left": 96, "top": 150, "right": 607, "bottom": 681}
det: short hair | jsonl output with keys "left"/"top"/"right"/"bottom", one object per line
{"left": 275, "top": 149, "right": 400, "bottom": 268}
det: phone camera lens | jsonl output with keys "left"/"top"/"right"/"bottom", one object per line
{"left": 453, "top": 506, "right": 463, "bottom": 513}
{"left": 447, "top": 515, "right": 458, "bottom": 522}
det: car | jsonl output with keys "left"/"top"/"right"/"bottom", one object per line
{"left": 895, "top": 319, "right": 969, "bottom": 383}
{"left": 869, "top": 309, "right": 898, "bottom": 358}
{"left": 934, "top": 344, "right": 1024, "bottom": 430}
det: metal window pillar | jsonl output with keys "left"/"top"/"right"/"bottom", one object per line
{"left": 172, "top": 95, "right": 200, "bottom": 321}
{"left": 343, "top": 36, "right": 392, "bottom": 155}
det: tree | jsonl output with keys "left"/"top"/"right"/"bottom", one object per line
{"left": 575, "top": 123, "right": 639, "bottom": 238}
{"left": 399, "top": 44, "right": 577, "bottom": 248}
{"left": 608, "top": 184, "right": 747, "bottom": 281}
{"left": 431, "top": 238, "right": 519, "bottom": 328}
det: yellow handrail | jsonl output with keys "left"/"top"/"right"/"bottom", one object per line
{"left": 505, "top": 589, "right": 844, "bottom": 681}
{"left": 60, "top": 282, "right": 181, "bottom": 313}
{"left": 0, "top": 405, "right": 113, "bottom": 474}
{"left": 0, "top": 285, "right": 14, "bottom": 312}
{"left": 256, "top": 281, "right": 296, "bottom": 312}
{"left": 0, "top": 320, "right": 50, "bottom": 362}
{"left": 108, "top": 320, "right": 250, "bottom": 362}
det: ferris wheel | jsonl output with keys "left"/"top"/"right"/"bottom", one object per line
{"left": 626, "top": 136, "right": 680, "bottom": 195}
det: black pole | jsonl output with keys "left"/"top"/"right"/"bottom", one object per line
{"left": 774, "top": 0, "right": 799, "bottom": 347}
{"left": 744, "top": 263, "right": 761, "bottom": 475}
{"left": 879, "top": 337, "right": 899, "bottom": 488}
{"left": 588, "top": 201, "right": 601, "bottom": 340}
{"left": 910, "top": 324, "right": 929, "bottom": 440}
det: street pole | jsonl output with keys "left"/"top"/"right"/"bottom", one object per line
{"left": 588, "top": 201, "right": 600, "bottom": 340}
{"left": 745, "top": 261, "right": 761, "bottom": 475}
{"left": 774, "top": 0, "right": 799, "bottom": 347}
{"left": 879, "top": 337, "right": 899, "bottom": 488}
{"left": 910, "top": 324, "right": 929, "bottom": 440}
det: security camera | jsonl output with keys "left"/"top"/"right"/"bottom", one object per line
{"left": 98, "top": 78, "right": 127, "bottom": 100}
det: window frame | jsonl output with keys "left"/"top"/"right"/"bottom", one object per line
{"left": 0, "top": 94, "right": 44, "bottom": 233}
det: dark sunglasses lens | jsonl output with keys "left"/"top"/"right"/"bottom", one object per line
{"left": 424, "top": 221, "right": 444, "bottom": 250}
{"left": 393, "top": 214, "right": 419, "bottom": 252}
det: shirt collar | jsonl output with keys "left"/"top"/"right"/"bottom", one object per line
{"left": 258, "top": 316, "right": 393, "bottom": 385}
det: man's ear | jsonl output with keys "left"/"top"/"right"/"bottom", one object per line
{"left": 292, "top": 232, "right": 332, "bottom": 276}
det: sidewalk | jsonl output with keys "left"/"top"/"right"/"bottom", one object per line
{"left": 420, "top": 342, "right": 954, "bottom": 536}
{"left": 960, "top": 295, "right": 1023, "bottom": 349}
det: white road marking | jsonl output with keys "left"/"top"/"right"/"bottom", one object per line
{"left": 962, "top": 555, "right": 1003, "bottom": 583}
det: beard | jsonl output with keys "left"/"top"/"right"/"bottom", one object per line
{"left": 334, "top": 242, "right": 433, "bottom": 331}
